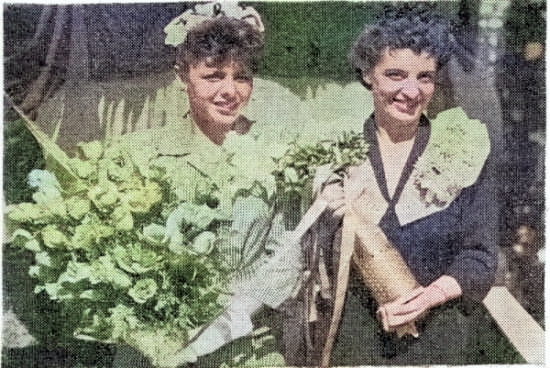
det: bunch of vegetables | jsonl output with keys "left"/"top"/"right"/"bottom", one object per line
{"left": 4, "top": 137, "right": 241, "bottom": 365}
{"left": 274, "top": 132, "right": 367, "bottom": 191}
{"left": 272, "top": 131, "right": 368, "bottom": 220}
{"left": 4, "top": 104, "right": 370, "bottom": 366}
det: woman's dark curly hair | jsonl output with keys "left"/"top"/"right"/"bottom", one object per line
{"left": 350, "top": 5, "right": 456, "bottom": 86}
{"left": 176, "top": 16, "right": 264, "bottom": 74}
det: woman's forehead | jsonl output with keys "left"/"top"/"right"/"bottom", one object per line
{"left": 376, "top": 48, "right": 437, "bottom": 70}
{"left": 191, "top": 58, "right": 251, "bottom": 72}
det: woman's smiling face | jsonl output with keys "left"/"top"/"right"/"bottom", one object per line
{"left": 364, "top": 48, "right": 436, "bottom": 130}
{"left": 182, "top": 59, "right": 253, "bottom": 143}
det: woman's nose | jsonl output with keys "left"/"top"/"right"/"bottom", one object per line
{"left": 219, "top": 77, "right": 237, "bottom": 96}
{"left": 400, "top": 80, "right": 421, "bottom": 99}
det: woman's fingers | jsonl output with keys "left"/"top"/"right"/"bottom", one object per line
{"left": 377, "top": 304, "right": 424, "bottom": 331}
{"left": 376, "top": 286, "right": 427, "bottom": 331}
{"left": 320, "top": 181, "right": 346, "bottom": 217}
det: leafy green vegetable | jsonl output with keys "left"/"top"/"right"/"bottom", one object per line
{"left": 128, "top": 278, "right": 159, "bottom": 304}
{"left": 5, "top": 129, "right": 291, "bottom": 366}
{"left": 272, "top": 131, "right": 368, "bottom": 218}
{"left": 4, "top": 138, "right": 235, "bottom": 366}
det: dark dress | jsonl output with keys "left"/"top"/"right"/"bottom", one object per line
{"left": 281, "top": 113, "right": 523, "bottom": 365}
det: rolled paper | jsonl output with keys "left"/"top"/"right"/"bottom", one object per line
{"left": 352, "top": 219, "right": 420, "bottom": 338}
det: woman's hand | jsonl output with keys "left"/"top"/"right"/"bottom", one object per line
{"left": 376, "top": 275, "right": 462, "bottom": 333}
{"left": 319, "top": 180, "right": 346, "bottom": 219}
{"left": 159, "top": 295, "right": 262, "bottom": 367}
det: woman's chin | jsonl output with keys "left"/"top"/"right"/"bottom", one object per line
{"left": 390, "top": 111, "right": 422, "bottom": 125}
{"left": 211, "top": 115, "right": 239, "bottom": 130}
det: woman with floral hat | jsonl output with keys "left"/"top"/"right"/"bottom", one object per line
{"left": 111, "top": 3, "right": 306, "bottom": 367}
{"left": 115, "top": 2, "right": 300, "bottom": 202}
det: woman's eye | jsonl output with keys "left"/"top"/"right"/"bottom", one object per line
{"left": 384, "top": 71, "right": 406, "bottom": 80}
{"left": 235, "top": 75, "right": 252, "bottom": 82}
{"left": 418, "top": 73, "right": 435, "bottom": 83}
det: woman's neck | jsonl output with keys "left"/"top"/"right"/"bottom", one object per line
{"left": 189, "top": 113, "right": 252, "bottom": 146}
{"left": 190, "top": 112, "right": 230, "bottom": 146}
{"left": 375, "top": 118, "right": 419, "bottom": 143}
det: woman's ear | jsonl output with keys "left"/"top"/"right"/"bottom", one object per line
{"left": 361, "top": 72, "right": 373, "bottom": 90}
{"left": 362, "top": 72, "right": 372, "bottom": 86}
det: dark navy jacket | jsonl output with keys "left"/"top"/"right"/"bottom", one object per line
{"left": 364, "top": 114, "right": 498, "bottom": 301}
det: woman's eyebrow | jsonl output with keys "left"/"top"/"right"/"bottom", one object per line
{"left": 418, "top": 71, "right": 436, "bottom": 77}
{"left": 202, "top": 70, "right": 225, "bottom": 78}
{"left": 383, "top": 68, "right": 407, "bottom": 75}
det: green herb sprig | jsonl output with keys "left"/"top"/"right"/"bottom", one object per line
{"left": 272, "top": 131, "right": 368, "bottom": 216}
{"left": 273, "top": 131, "right": 368, "bottom": 193}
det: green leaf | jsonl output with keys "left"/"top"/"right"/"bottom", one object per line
{"left": 29, "top": 265, "right": 41, "bottom": 278}
{"left": 108, "top": 304, "right": 139, "bottom": 340}
{"left": 43, "top": 282, "right": 66, "bottom": 299}
{"left": 9, "top": 228, "right": 39, "bottom": 250}
{"left": 6, "top": 202, "right": 55, "bottom": 224}
{"left": 119, "top": 178, "right": 163, "bottom": 214}
{"left": 142, "top": 223, "right": 166, "bottom": 245}
{"left": 111, "top": 206, "right": 134, "bottom": 231}
{"left": 89, "top": 255, "right": 132, "bottom": 289}
{"left": 65, "top": 196, "right": 91, "bottom": 220}
{"left": 41, "top": 224, "right": 68, "bottom": 248}
{"left": 24, "top": 238, "right": 41, "bottom": 252}
{"left": 190, "top": 231, "right": 216, "bottom": 255}
{"left": 244, "top": 352, "right": 286, "bottom": 367}
{"left": 9, "top": 104, "right": 87, "bottom": 194}
{"left": 128, "top": 278, "right": 158, "bottom": 304}
{"left": 27, "top": 169, "right": 62, "bottom": 202}
{"left": 100, "top": 145, "right": 136, "bottom": 182}
{"left": 164, "top": 202, "right": 227, "bottom": 254}
{"left": 88, "top": 182, "right": 119, "bottom": 210}
{"left": 112, "top": 243, "right": 161, "bottom": 275}
{"left": 69, "top": 157, "right": 96, "bottom": 179}
{"left": 123, "top": 327, "right": 189, "bottom": 367}
{"left": 35, "top": 251, "right": 53, "bottom": 267}
{"left": 57, "top": 260, "right": 92, "bottom": 284}
{"left": 77, "top": 140, "right": 104, "bottom": 161}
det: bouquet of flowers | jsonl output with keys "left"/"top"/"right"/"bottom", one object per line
{"left": 272, "top": 131, "right": 368, "bottom": 220}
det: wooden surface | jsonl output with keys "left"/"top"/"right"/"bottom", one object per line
{"left": 483, "top": 286, "right": 546, "bottom": 364}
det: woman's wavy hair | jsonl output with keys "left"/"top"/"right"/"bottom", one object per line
{"left": 349, "top": 5, "right": 456, "bottom": 88}
{"left": 176, "top": 16, "right": 264, "bottom": 74}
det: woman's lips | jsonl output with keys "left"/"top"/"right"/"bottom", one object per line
{"left": 214, "top": 100, "right": 239, "bottom": 115}
{"left": 393, "top": 99, "right": 418, "bottom": 114}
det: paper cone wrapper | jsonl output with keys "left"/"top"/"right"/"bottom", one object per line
{"left": 352, "top": 221, "right": 420, "bottom": 337}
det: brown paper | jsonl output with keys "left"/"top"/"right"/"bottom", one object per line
{"left": 352, "top": 219, "right": 420, "bottom": 338}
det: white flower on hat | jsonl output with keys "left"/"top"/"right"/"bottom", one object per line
{"left": 164, "top": 2, "right": 264, "bottom": 47}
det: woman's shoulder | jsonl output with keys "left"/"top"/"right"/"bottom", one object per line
{"left": 113, "top": 111, "right": 197, "bottom": 160}
{"left": 245, "top": 78, "right": 314, "bottom": 144}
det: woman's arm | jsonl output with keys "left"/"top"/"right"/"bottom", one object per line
{"left": 446, "top": 157, "right": 499, "bottom": 302}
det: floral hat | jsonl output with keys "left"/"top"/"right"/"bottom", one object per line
{"left": 164, "top": 2, "right": 265, "bottom": 47}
